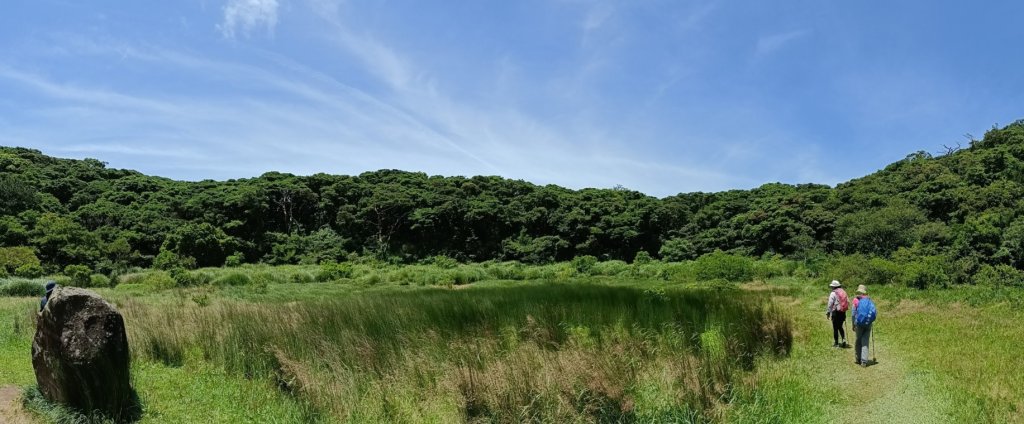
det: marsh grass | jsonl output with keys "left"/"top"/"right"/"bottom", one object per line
{"left": 123, "top": 282, "right": 792, "bottom": 422}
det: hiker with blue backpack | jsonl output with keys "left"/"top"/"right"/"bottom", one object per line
{"left": 852, "top": 284, "right": 877, "bottom": 367}
{"left": 825, "top": 280, "right": 850, "bottom": 348}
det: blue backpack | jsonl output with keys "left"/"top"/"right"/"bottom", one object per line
{"left": 855, "top": 297, "right": 877, "bottom": 326}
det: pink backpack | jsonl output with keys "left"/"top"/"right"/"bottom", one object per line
{"left": 835, "top": 289, "right": 849, "bottom": 312}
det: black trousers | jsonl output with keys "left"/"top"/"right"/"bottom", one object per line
{"left": 831, "top": 311, "right": 847, "bottom": 344}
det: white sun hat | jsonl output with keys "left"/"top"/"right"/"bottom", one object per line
{"left": 829, "top": 280, "right": 841, "bottom": 288}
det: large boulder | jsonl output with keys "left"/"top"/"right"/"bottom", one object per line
{"left": 32, "top": 287, "right": 133, "bottom": 417}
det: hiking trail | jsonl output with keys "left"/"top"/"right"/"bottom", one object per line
{"left": 797, "top": 296, "right": 952, "bottom": 423}
{"left": 0, "top": 385, "right": 33, "bottom": 424}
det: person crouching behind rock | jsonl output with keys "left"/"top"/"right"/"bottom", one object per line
{"left": 39, "top": 281, "right": 57, "bottom": 312}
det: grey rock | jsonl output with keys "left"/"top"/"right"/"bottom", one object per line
{"left": 32, "top": 287, "right": 133, "bottom": 417}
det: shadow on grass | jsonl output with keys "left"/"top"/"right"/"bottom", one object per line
{"left": 22, "top": 385, "right": 143, "bottom": 424}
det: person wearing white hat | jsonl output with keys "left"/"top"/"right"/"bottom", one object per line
{"left": 825, "top": 280, "right": 850, "bottom": 348}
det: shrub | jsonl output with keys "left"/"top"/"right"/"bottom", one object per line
{"left": 170, "top": 268, "right": 212, "bottom": 287}
{"left": 898, "top": 256, "right": 951, "bottom": 289}
{"left": 64, "top": 265, "right": 92, "bottom": 287}
{"left": 659, "top": 238, "right": 696, "bottom": 261}
{"left": 252, "top": 271, "right": 286, "bottom": 286}
{"left": 451, "top": 266, "right": 487, "bottom": 285}
{"left": 591, "top": 260, "right": 629, "bottom": 276}
{"left": 0, "top": 267, "right": 8, "bottom": 278}
{"left": 571, "top": 255, "right": 598, "bottom": 275}
{"left": 89, "top": 274, "right": 111, "bottom": 288}
{"left": 633, "top": 251, "right": 653, "bottom": 264}
{"left": 752, "top": 256, "right": 797, "bottom": 281}
{"left": 317, "top": 262, "right": 354, "bottom": 282}
{"left": 429, "top": 255, "right": 459, "bottom": 269}
{"left": 694, "top": 251, "right": 753, "bottom": 282}
{"left": 484, "top": 262, "right": 525, "bottom": 280}
{"left": 225, "top": 252, "right": 244, "bottom": 267}
{"left": 289, "top": 272, "right": 314, "bottom": 284}
{"left": 213, "top": 272, "right": 252, "bottom": 287}
{"left": 0, "top": 279, "right": 45, "bottom": 297}
{"left": 0, "top": 246, "right": 40, "bottom": 274}
{"left": 973, "top": 264, "right": 1024, "bottom": 287}
{"left": 15, "top": 263, "right": 45, "bottom": 278}
{"left": 153, "top": 249, "right": 197, "bottom": 270}
{"left": 141, "top": 272, "right": 176, "bottom": 290}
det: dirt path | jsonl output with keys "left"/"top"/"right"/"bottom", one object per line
{"left": 0, "top": 385, "right": 34, "bottom": 424}
{"left": 795, "top": 297, "right": 953, "bottom": 423}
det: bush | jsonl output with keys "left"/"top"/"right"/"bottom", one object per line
{"left": 140, "top": 272, "right": 176, "bottom": 290}
{"left": 153, "top": 249, "right": 197, "bottom": 270}
{"left": 252, "top": 271, "right": 286, "bottom": 286}
{"left": 317, "top": 262, "right": 353, "bottom": 282}
{"left": 897, "top": 256, "right": 951, "bottom": 289}
{"left": 89, "top": 274, "right": 111, "bottom": 288}
{"left": 15, "top": 263, "right": 45, "bottom": 278}
{"left": 752, "top": 257, "right": 796, "bottom": 281}
{"left": 0, "top": 246, "right": 40, "bottom": 274}
{"left": 428, "top": 255, "right": 458, "bottom": 269}
{"left": 973, "top": 264, "right": 1024, "bottom": 287}
{"left": 64, "top": 265, "right": 92, "bottom": 287}
{"left": 213, "top": 272, "right": 252, "bottom": 287}
{"left": 590, "top": 260, "right": 629, "bottom": 276}
{"left": 170, "top": 268, "right": 212, "bottom": 287}
{"left": 571, "top": 255, "right": 598, "bottom": 275}
{"left": 694, "top": 251, "right": 753, "bottom": 282}
{"left": 289, "top": 272, "right": 314, "bottom": 284}
{"left": 0, "top": 279, "right": 45, "bottom": 297}
{"left": 660, "top": 238, "right": 697, "bottom": 261}
{"left": 633, "top": 251, "right": 653, "bottom": 265}
{"left": 0, "top": 267, "right": 8, "bottom": 278}
{"left": 484, "top": 262, "right": 525, "bottom": 280}
{"left": 225, "top": 252, "right": 244, "bottom": 267}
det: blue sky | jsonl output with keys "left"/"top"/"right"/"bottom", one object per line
{"left": 1, "top": 0, "right": 1022, "bottom": 197}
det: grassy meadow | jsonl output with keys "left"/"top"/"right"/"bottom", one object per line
{"left": 1, "top": 258, "right": 1023, "bottom": 423}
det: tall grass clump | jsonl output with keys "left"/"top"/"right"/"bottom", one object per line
{"left": 122, "top": 283, "right": 792, "bottom": 422}
{"left": 0, "top": 278, "right": 45, "bottom": 297}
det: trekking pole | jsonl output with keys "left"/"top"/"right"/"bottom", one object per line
{"left": 871, "top": 324, "right": 876, "bottom": 363}
{"left": 844, "top": 314, "right": 851, "bottom": 348}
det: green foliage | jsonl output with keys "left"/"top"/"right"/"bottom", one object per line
{"left": 317, "top": 262, "right": 353, "bottom": 281}
{"left": 427, "top": 255, "right": 458, "bottom": 269}
{"left": 224, "top": 252, "right": 244, "bottom": 267}
{"left": 15, "top": 263, "right": 44, "bottom": 278}
{"left": 659, "top": 238, "right": 696, "bottom": 262}
{"left": 213, "top": 272, "right": 252, "bottom": 287}
{"left": 120, "top": 271, "right": 176, "bottom": 290}
{"left": 633, "top": 250, "right": 653, "bottom": 264}
{"left": 834, "top": 204, "right": 927, "bottom": 255}
{"left": 0, "top": 278, "right": 45, "bottom": 296}
{"left": 694, "top": 251, "right": 754, "bottom": 282}
{"left": 124, "top": 283, "right": 792, "bottom": 422}
{"left": 89, "top": 274, "right": 112, "bottom": 288}
{"left": 571, "top": 255, "right": 598, "bottom": 275}
{"left": 972, "top": 264, "right": 1024, "bottom": 287}
{"left": 590, "top": 260, "right": 629, "bottom": 276}
{"left": 153, "top": 249, "right": 197, "bottom": 270}
{"left": 170, "top": 268, "right": 213, "bottom": 287}
{"left": 63, "top": 264, "right": 92, "bottom": 287}
{"left": 0, "top": 246, "right": 40, "bottom": 274}
{"left": 3, "top": 121, "right": 1024, "bottom": 285}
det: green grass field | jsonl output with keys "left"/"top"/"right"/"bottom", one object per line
{"left": 1, "top": 265, "right": 1023, "bottom": 423}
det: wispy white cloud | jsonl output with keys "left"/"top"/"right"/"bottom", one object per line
{"left": 217, "top": 0, "right": 279, "bottom": 39}
{"left": 755, "top": 29, "right": 810, "bottom": 56}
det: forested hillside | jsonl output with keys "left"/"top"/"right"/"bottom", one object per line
{"left": 2, "top": 120, "right": 1023, "bottom": 285}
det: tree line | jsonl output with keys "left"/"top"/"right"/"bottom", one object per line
{"left": 2, "top": 120, "right": 1023, "bottom": 286}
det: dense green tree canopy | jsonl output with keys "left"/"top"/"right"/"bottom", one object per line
{"left": 2, "top": 120, "right": 1024, "bottom": 278}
